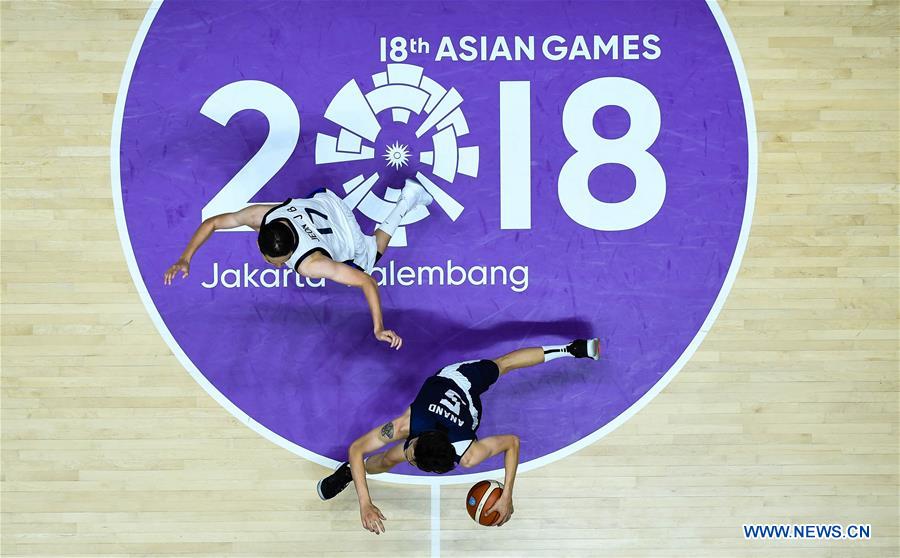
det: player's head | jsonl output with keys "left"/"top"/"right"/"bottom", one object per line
{"left": 407, "top": 431, "right": 455, "bottom": 474}
{"left": 257, "top": 219, "right": 296, "bottom": 267}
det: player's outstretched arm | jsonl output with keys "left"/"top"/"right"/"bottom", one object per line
{"left": 163, "top": 205, "right": 270, "bottom": 285}
{"left": 460, "top": 435, "right": 520, "bottom": 526}
{"left": 347, "top": 410, "right": 410, "bottom": 535}
{"left": 300, "top": 258, "right": 402, "bottom": 350}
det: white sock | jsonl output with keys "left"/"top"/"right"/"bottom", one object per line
{"left": 542, "top": 344, "right": 573, "bottom": 362}
{"left": 376, "top": 196, "right": 416, "bottom": 238}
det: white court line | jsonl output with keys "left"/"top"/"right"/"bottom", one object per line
{"left": 111, "top": 0, "right": 757, "bottom": 496}
{"left": 431, "top": 485, "right": 441, "bottom": 558}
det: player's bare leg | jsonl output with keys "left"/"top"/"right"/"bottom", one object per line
{"left": 363, "top": 447, "right": 404, "bottom": 475}
{"left": 374, "top": 178, "right": 434, "bottom": 255}
{"left": 374, "top": 229, "right": 392, "bottom": 256}
{"left": 494, "top": 339, "right": 601, "bottom": 376}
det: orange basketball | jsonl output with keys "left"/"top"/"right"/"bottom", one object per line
{"left": 465, "top": 480, "right": 504, "bottom": 526}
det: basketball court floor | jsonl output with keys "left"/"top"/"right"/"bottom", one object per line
{"left": 1, "top": 1, "right": 898, "bottom": 556}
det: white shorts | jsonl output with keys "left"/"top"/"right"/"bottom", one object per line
{"left": 354, "top": 233, "right": 378, "bottom": 274}
{"left": 326, "top": 190, "right": 378, "bottom": 274}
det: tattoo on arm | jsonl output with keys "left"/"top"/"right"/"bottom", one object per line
{"left": 380, "top": 422, "right": 394, "bottom": 440}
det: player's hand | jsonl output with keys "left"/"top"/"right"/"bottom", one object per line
{"left": 164, "top": 259, "right": 190, "bottom": 285}
{"left": 360, "top": 502, "right": 386, "bottom": 534}
{"left": 487, "top": 494, "right": 514, "bottom": 526}
{"left": 375, "top": 328, "right": 403, "bottom": 350}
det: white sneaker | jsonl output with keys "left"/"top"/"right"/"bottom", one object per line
{"left": 401, "top": 179, "right": 434, "bottom": 208}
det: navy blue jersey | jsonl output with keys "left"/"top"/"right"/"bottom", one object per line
{"left": 407, "top": 360, "right": 499, "bottom": 462}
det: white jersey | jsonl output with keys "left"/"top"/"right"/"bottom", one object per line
{"left": 262, "top": 189, "right": 377, "bottom": 273}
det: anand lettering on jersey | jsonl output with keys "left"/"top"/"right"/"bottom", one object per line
{"left": 427, "top": 403, "right": 465, "bottom": 428}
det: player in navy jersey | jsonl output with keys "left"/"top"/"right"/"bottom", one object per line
{"left": 164, "top": 179, "right": 433, "bottom": 349}
{"left": 317, "top": 338, "right": 601, "bottom": 534}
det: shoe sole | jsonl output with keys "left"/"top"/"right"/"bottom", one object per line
{"left": 316, "top": 478, "right": 327, "bottom": 501}
{"left": 588, "top": 338, "right": 601, "bottom": 360}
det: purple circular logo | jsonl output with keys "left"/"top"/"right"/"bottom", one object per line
{"left": 113, "top": 1, "right": 755, "bottom": 482}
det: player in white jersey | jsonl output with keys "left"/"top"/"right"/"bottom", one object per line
{"left": 164, "top": 179, "right": 433, "bottom": 349}
{"left": 316, "top": 338, "right": 601, "bottom": 534}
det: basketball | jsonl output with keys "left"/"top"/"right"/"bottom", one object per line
{"left": 466, "top": 480, "right": 504, "bottom": 526}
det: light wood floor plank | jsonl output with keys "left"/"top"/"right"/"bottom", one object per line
{"left": 2, "top": 1, "right": 897, "bottom": 556}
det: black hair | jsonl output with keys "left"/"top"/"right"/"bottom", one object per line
{"left": 257, "top": 219, "right": 296, "bottom": 258}
{"left": 413, "top": 430, "right": 456, "bottom": 474}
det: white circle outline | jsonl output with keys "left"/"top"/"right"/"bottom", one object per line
{"left": 110, "top": 0, "right": 757, "bottom": 486}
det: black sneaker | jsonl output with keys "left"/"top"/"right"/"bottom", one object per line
{"left": 566, "top": 338, "right": 601, "bottom": 360}
{"left": 317, "top": 461, "right": 353, "bottom": 501}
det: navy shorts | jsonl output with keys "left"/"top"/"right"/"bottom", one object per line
{"left": 435, "top": 359, "right": 500, "bottom": 399}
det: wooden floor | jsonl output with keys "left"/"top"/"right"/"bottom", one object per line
{"left": 1, "top": 1, "right": 897, "bottom": 556}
